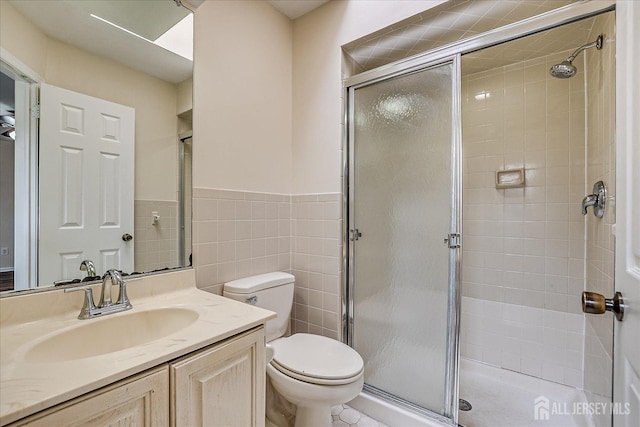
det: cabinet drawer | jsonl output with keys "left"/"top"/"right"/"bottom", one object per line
{"left": 10, "top": 366, "right": 169, "bottom": 427}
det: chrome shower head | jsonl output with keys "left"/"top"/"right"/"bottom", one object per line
{"left": 549, "top": 60, "right": 577, "bottom": 79}
{"left": 549, "top": 34, "right": 603, "bottom": 79}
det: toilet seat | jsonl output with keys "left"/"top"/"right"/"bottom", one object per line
{"left": 270, "top": 334, "right": 364, "bottom": 386}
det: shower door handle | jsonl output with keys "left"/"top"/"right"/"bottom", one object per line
{"left": 444, "top": 233, "right": 460, "bottom": 248}
{"left": 350, "top": 228, "right": 362, "bottom": 241}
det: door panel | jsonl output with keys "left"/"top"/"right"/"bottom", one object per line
{"left": 349, "top": 60, "right": 459, "bottom": 420}
{"left": 614, "top": 2, "right": 640, "bottom": 425}
{"left": 39, "top": 83, "right": 134, "bottom": 285}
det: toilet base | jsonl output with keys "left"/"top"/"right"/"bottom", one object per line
{"left": 294, "top": 405, "right": 332, "bottom": 427}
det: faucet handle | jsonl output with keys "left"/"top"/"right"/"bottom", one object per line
{"left": 115, "top": 280, "right": 133, "bottom": 310}
{"left": 102, "top": 269, "right": 123, "bottom": 282}
{"left": 64, "top": 286, "right": 97, "bottom": 319}
{"left": 582, "top": 181, "right": 607, "bottom": 218}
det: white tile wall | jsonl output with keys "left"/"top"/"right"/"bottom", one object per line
{"left": 461, "top": 296, "right": 584, "bottom": 388}
{"left": 461, "top": 50, "right": 586, "bottom": 316}
{"left": 583, "top": 12, "right": 615, "bottom": 421}
{"left": 192, "top": 188, "right": 291, "bottom": 295}
{"left": 290, "top": 194, "right": 343, "bottom": 340}
{"left": 461, "top": 48, "right": 589, "bottom": 387}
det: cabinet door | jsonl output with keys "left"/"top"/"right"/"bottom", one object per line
{"left": 11, "top": 366, "right": 169, "bottom": 427}
{"left": 171, "top": 327, "right": 265, "bottom": 427}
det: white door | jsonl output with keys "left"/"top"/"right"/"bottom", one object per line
{"left": 38, "top": 83, "right": 134, "bottom": 286}
{"left": 614, "top": 3, "right": 640, "bottom": 426}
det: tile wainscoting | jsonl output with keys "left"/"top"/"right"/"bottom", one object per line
{"left": 192, "top": 188, "right": 291, "bottom": 296}
{"left": 291, "top": 193, "right": 343, "bottom": 340}
{"left": 461, "top": 297, "right": 585, "bottom": 388}
{"left": 192, "top": 189, "right": 343, "bottom": 340}
{"left": 134, "top": 200, "right": 179, "bottom": 273}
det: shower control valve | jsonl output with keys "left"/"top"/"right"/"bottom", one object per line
{"left": 582, "top": 181, "right": 606, "bottom": 218}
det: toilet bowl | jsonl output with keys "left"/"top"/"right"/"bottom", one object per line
{"left": 267, "top": 333, "right": 364, "bottom": 427}
{"left": 223, "top": 272, "right": 364, "bottom": 427}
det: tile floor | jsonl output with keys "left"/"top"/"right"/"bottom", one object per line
{"left": 332, "top": 405, "right": 388, "bottom": 427}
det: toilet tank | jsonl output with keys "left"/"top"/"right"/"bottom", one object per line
{"left": 223, "top": 272, "right": 294, "bottom": 342}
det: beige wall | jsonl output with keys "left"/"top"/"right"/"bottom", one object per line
{"left": 192, "top": 0, "right": 293, "bottom": 194}
{"left": 1, "top": 0, "right": 183, "bottom": 202}
{"left": 291, "top": 0, "right": 446, "bottom": 194}
{"left": 177, "top": 77, "right": 193, "bottom": 116}
{"left": 0, "top": 1, "right": 48, "bottom": 78}
{"left": 190, "top": 0, "right": 445, "bottom": 338}
{"left": 192, "top": 0, "right": 444, "bottom": 195}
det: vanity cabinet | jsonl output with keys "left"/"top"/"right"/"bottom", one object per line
{"left": 171, "top": 327, "right": 266, "bottom": 426}
{"left": 8, "top": 327, "right": 265, "bottom": 427}
{"left": 11, "top": 366, "right": 169, "bottom": 426}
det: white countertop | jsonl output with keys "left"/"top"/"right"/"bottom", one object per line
{"left": 0, "top": 270, "right": 275, "bottom": 425}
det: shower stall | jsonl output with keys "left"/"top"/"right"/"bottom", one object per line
{"left": 344, "top": 4, "right": 616, "bottom": 427}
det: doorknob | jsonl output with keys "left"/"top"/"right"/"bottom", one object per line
{"left": 122, "top": 233, "right": 133, "bottom": 242}
{"left": 582, "top": 291, "right": 624, "bottom": 321}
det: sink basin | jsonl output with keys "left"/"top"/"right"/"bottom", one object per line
{"left": 25, "top": 307, "right": 199, "bottom": 362}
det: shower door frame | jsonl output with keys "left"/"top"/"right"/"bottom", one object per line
{"left": 342, "top": 1, "right": 616, "bottom": 425}
{"left": 345, "top": 55, "right": 463, "bottom": 424}
{"left": 178, "top": 132, "right": 192, "bottom": 267}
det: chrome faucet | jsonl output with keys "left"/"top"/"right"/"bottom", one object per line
{"left": 64, "top": 269, "right": 132, "bottom": 319}
{"left": 581, "top": 194, "right": 598, "bottom": 215}
{"left": 99, "top": 269, "right": 122, "bottom": 307}
{"left": 79, "top": 260, "right": 97, "bottom": 278}
{"left": 582, "top": 181, "right": 607, "bottom": 218}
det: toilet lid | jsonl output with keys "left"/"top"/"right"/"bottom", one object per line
{"left": 270, "top": 334, "right": 363, "bottom": 382}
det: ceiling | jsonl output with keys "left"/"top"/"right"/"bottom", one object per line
{"left": 188, "top": 0, "right": 329, "bottom": 20}
{"left": 10, "top": 0, "right": 192, "bottom": 84}
{"left": 267, "top": 0, "right": 330, "bottom": 20}
{"left": 461, "top": 16, "right": 596, "bottom": 75}
{"left": 10, "top": 0, "right": 600, "bottom": 85}
{"left": 9, "top": 0, "right": 329, "bottom": 84}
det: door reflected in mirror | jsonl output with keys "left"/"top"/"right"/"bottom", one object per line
{"left": 0, "top": 0, "right": 194, "bottom": 294}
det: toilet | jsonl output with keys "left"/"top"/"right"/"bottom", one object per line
{"left": 223, "top": 272, "right": 364, "bottom": 427}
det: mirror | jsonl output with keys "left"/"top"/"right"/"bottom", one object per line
{"left": 0, "top": 0, "right": 193, "bottom": 294}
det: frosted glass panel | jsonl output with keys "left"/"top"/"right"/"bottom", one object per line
{"left": 352, "top": 63, "right": 453, "bottom": 414}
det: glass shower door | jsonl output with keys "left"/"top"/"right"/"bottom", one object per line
{"left": 348, "top": 58, "right": 461, "bottom": 422}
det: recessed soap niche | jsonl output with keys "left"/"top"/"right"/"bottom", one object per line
{"left": 495, "top": 168, "right": 525, "bottom": 189}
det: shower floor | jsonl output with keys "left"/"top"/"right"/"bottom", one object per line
{"left": 459, "top": 358, "right": 594, "bottom": 427}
